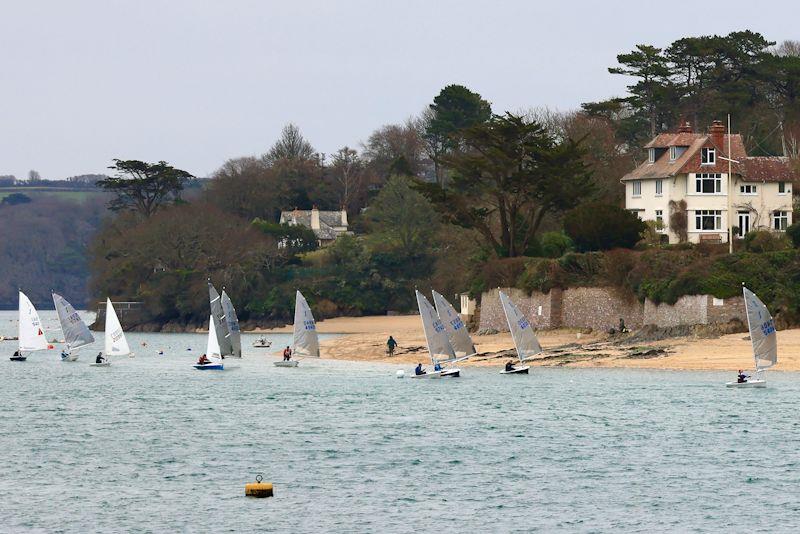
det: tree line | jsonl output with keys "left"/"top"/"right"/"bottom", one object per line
{"left": 87, "top": 30, "right": 800, "bottom": 326}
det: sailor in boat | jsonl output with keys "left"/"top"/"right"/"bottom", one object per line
{"left": 12, "top": 350, "right": 20, "bottom": 358}
{"left": 387, "top": 336, "right": 397, "bottom": 356}
{"left": 505, "top": 360, "right": 516, "bottom": 372}
{"left": 414, "top": 363, "right": 425, "bottom": 375}
{"left": 61, "top": 350, "right": 70, "bottom": 360}
{"left": 283, "top": 346, "right": 292, "bottom": 361}
{"left": 737, "top": 369, "right": 749, "bottom": 383}
{"left": 434, "top": 362, "right": 442, "bottom": 372}
{"left": 197, "top": 354, "right": 210, "bottom": 365}
{"left": 95, "top": 352, "right": 106, "bottom": 364}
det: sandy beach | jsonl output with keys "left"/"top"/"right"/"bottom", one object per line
{"left": 263, "top": 314, "right": 799, "bottom": 372}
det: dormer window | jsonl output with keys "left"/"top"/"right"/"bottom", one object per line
{"left": 701, "top": 148, "right": 716, "bottom": 165}
{"left": 669, "top": 146, "right": 677, "bottom": 161}
{"left": 648, "top": 148, "right": 655, "bottom": 163}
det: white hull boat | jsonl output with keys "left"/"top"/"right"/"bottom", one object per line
{"left": 727, "top": 286, "right": 777, "bottom": 388}
{"left": 274, "top": 360, "right": 299, "bottom": 368}
{"left": 498, "top": 291, "right": 542, "bottom": 375}
{"left": 725, "top": 379, "right": 766, "bottom": 388}
{"left": 500, "top": 365, "right": 530, "bottom": 375}
{"left": 52, "top": 292, "right": 95, "bottom": 364}
{"left": 410, "top": 370, "right": 443, "bottom": 379}
{"left": 90, "top": 362, "right": 111, "bottom": 367}
{"left": 413, "top": 291, "right": 461, "bottom": 379}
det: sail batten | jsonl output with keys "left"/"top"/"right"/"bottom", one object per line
{"left": 743, "top": 286, "right": 777, "bottom": 371}
{"left": 499, "top": 290, "right": 542, "bottom": 362}
{"left": 19, "top": 291, "right": 48, "bottom": 352}
{"left": 52, "top": 292, "right": 94, "bottom": 350}
{"left": 104, "top": 299, "right": 131, "bottom": 357}
{"left": 432, "top": 290, "right": 476, "bottom": 358}
{"left": 293, "top": 291, "right": 320, "bottom": 357}
{"left": 416, "top": 290, "right": 456, "bottom": 364}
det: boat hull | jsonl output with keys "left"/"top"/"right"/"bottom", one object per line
{"left": 61, "top": 354, "right": 79, "bottom": 362}
{"left": 725, "top": 379, "right": 766, "bottom": 388}
{"left": 441, "top": 368, "right": 460, "bottom": 378}
{"left": 500, "top": 365, "right": 530, "bottom": 375}
{"left": 90, "top": 362, "right": 111, "bottom": 367}
{"left": 410, "top": 370, "right": 443, "bottom": 379}
{"left": 274, "top": 360, "right": 299, "bottom": 368}
{"left": 193, "top": 363, "right": 224, "bottom": 370}
{"left": 10, "top": 356, "right": 27, "bottom": 362}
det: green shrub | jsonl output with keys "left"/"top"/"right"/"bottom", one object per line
{"left": 564, "top": 202, "right": 646, "bottom": 252}
{"left": 786, "top": 222, "right": 800, "bottom": 247}
{"left": 742, "top": 230, "right": 792, "bottom": 253}
{"left": 538, "top": 231, "right": 574, "bottom": 258}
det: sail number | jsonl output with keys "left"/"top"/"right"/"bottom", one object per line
{"left": 761, "top": 319, "right": 776, "bottom": 336}
{"left": 304, "top": 320, "right": 316, "bottom": 331}
{"left": 433, "top": 320, "right": 446, "bottom": 333}
{"left": 518, "top": 318, "right": 530, "bottom": 330}
{"left": 449, "top": 317, "right": 464, "bottom": 330}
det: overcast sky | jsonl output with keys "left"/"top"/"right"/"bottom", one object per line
{"left": 0, "top": 0, "right": 796, "bottom": 179}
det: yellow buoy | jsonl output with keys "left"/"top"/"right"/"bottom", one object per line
{"left": 245, "top": 474, "right": 273, "bottom": 498}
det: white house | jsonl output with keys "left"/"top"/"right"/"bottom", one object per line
{"left": 623, "top": 121, "right": 797, "bottom": 244}
{"left": 279, "top": 206, "right": 350, "bottom": 246}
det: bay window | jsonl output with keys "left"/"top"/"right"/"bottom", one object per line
{"left": 695, "top": 210, "right": 722, "bottom": 231}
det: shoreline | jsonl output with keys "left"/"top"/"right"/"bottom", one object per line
{"left": 300, "top": 315, "right": 800, "bottom": 372}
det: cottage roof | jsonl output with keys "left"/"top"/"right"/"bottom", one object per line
{"left": 621, "top": 129, "right": 796, "bottom": 183}
{"left": 279, "top": 209, "right": 348, "bottom": 241}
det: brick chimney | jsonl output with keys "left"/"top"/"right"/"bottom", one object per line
{"left": 708, "top": 120, "right": 725, "bottom": 149}
{"left": 677, "top": 121, "right": 693, "bottom": 133}
{"left": 310, "top": 205, "right": 320, "bottom": 230}
{"left": 340, "top": 208, "right": 348, "bottom": 227}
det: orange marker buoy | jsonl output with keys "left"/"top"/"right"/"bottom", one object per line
{"left": 245, "top": 474, "right": 273, "bottom": 498}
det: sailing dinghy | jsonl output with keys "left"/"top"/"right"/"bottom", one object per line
{"left": 275, "top": 291, "right": 319, "bottom": 367}
{"left": 208, "top": 282, "right": 235, "bottom": 359}
{"left": 52, "top": 292, "right": 94, "bottom": 362}
{"left": 11, "top": 291, "right": 48, "bottom": 361}
{"left": 498, "top": 290, "right": 543, "bottom": 374}
{"left": 411, "top": 290, "right": 460, "bottom": 379}
{"left": 726, "top": 286, "right": 777, "bottom": 388}
{"left": 92, "top": 298, "right": 131, "bottom": 367}
{"left": 194, "top": 314, "right": 225, "bottom": 370}
{"left": 432, "top": 290, "right": 477, "bottom": 360}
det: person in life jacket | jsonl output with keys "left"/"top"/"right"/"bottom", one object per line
{"left": 283, "top": 346, "right": 292, "bottom": 361}
{"left": 415, "top": 362, "right": 425, "bottom": 375}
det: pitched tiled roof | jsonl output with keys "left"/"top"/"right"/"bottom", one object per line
{"left": 279, "top": 209, "right": 348, "bottom": 241}
{"left": 740, "top": 157, "right": 797, "bottom": 183}
{"left": 621, "top": 132, "right": 793, "bottom": 182}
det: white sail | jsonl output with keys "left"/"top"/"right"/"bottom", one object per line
{"left": 416, "top": 290, "right": 456, "bottom": 364}
{"left": 432, "top": 290, "right": 476, "bottom": 358}
{"left": 743, "top": 286, "right": 777, "bottom": 371}
{"left": 293, "top": 291, "right": 320, "bottom": 358}
{"left": 499, "top": 290, "right": 542, "bottom": 362}
{"left": 206, "top": 314, "right": 222, "bottom": 357}
{"left": 19, "top": 291, "right": 48, "bottom": 352}
{"left": 52, "top": 292, "right": 94, "bottom": 350}
{"left": 104, "top": 298, "right": 131, "bottom": 357}
{"left": 208, "top": 282, "right": 234, "bottom": 356}
{"left": 221, "top": 290, "right": 242, "bottom": 358}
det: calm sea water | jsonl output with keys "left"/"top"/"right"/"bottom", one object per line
{"left": 1, "top": 310, "right": 799, "bottom": 532}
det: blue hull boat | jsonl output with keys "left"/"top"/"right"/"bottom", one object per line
{"left": 193, "top": 363, "right": 224, "bottom": 370}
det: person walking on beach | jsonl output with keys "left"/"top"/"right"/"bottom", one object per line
{"left": 387, "top": 336, "right": 397, "bottom": 356}
{"left": 283, "top": 346, "right": 292, "bottom": 361}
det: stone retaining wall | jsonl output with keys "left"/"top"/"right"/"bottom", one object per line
{"left": 478, "top": 287, "right": 747, "bottom": 332}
